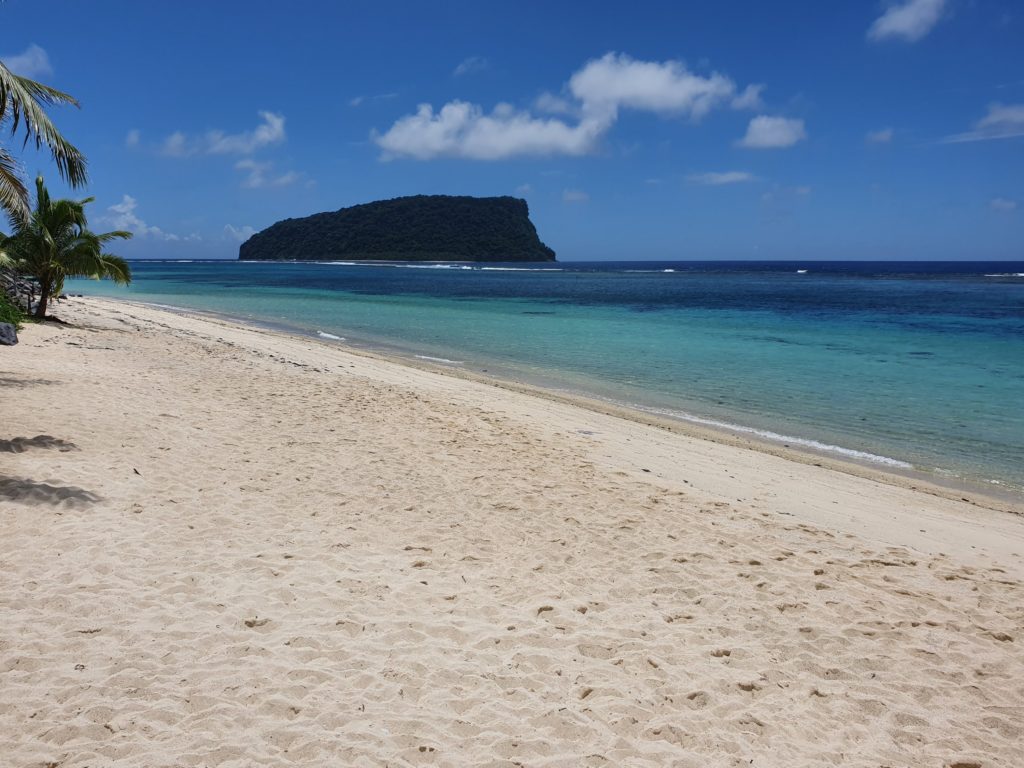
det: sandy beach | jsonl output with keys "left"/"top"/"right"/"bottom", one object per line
{"left": 2, "top": 296, "right": 1022, "bottom": 767}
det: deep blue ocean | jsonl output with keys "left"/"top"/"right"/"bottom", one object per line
{"left": 68, "top": 260, "right": 1024, "bottom": 493}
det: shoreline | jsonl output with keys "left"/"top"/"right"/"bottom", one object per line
{"left": 103, "top": 295, "right": 1024, "bottom": 515}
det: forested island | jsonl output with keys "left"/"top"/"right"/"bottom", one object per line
{"left": 238, "top": 195, "right": 556, "bottom": 262}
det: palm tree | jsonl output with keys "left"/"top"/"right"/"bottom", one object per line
{"left": 1, "top": 60, "right": 87, "bottom": 225}
{"left": 1, "top": 175, "right": 131, "bottom": 319}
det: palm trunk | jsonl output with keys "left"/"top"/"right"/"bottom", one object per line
{"left": 34, "top": 290, "right": 48, "bottom": 319}
{"left": 33, "top": 278, "right": 50, "bottom": 319}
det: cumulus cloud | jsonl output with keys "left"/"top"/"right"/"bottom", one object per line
{"left": 534, "top": 91, "right": 575, "bottom": 115}
{"left": 374, "top": 52, "right": 756, "bottom": 160}
{"left": 374, "top": 101, "right": 606, "bottom": 160}
{"left": 125, "top": 129, "right": 141, "bottom": 148}
{"left": 1, "top": 44, "right": 53, "bottom": 78}
{"left": 102, "top": 195, "right": 185, "bottom": 241}
{"left": 687, "top": 171, "right": 757, "bottom": 185}
{"left": 161, "top": 111, "right": 286, "bottom": 156}
{"left": 737, "top": 116, "right": 807, "bottom": 148}
{"left": 562, "top": 189, "right": 589, "bottom": 203}
{"left": 990, "top": 197, "right": 1018, "bottom": 212}
{"left": 730, "top": 84, "right": 765, "bottom": 110}
{"left": 866, "top": 127, "right": 894, "bottom": 144}
{"left": 568, "top": 52, "right": 736, "bottom": 120}
{"left": 235, "top": 159, "right": 300, "bottom": 189}
{"left": 224, "top": 224, "right": 257, "bottom": 241}
{"left": 868, "top": 0, "right": 946, "bottom": 43}
{"left": 454, "top": 56, "right": 489, "bottom": 76}
{"left": 941, "top": 103, "right": 1024, "bottom": 143}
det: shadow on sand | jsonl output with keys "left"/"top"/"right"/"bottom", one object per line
{"left": 0, "top": 477, "right": 100, "bottom": 507}
{"left": 0, "top": 376, "right": 62, "bottom": 389}
{"left": 0, "top": 435, "right": 78, "bottom": 453}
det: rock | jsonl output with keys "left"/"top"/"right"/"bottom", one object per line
{"left": 0, "top": 322, "right": 17, "bottom": 346}
{"left": 1, "top": 268, "right": 34, "bottom": 312}
{"left": 239, "top": 195, "right": 556, "bottom": 262}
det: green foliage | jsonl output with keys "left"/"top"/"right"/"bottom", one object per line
{"left": 239, "top": 195, "right": 556, "bottom": 262}
{"left": 0, "top": 289, "right": 24, "bottom": 329}
{"left": 0, "top": 60, "right": 87, "bottom": 226}
{"left": 3, "top": 175, "right": 131, "bottom": 318}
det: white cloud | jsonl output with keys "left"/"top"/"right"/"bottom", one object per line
{"left": 990, "top": 197, "right": 1018, "bottom": 212}
{"left": 207, "top": 111, "right": 285, "bottom": 154}
{"left": 941, "top": 103, "right": 1024, "bottom": 143}
{"left": 161, "top": 111, "right": 286, "bottom": 156}
{"left": 535, "top": 91, "right": 575, "bottom": 115}
{"left": 125, "top": 129, "right": 141, "bottom": 148}
{"left": 515, "top": 183, "right": 532, "bottom": 196}
{"left": 866, "top": 127, "right": 894, "bottom": 143}
{"left": 374, "top": 101, "right": 606, "bottom": 160}
{"left": 1, "top": 44, "right": 52, "bottom": 78}
{"left": 102, "top": 195, "right": 185, "bottom": 241}
{"left": 161, "top": 131, "right": 189, "bottom": 157}
{"left": 374, "top": 52, "right": 755, "bottom": 160}
{"left": 731, "top": 84, "right": 765, "bottom": 110}
{"left": 454, "top": 56, "right": 489, "bottom": 76}
{"left": 562, "top": 189, "right": 589, "bottom": 203}
{"left": 235, "top": 159, "right": 300, "bottom": 189}
{"left": 737, "top": 116, "right": 807, "bottom": 148}
{"left": 868, "top": 0, "right": 946, "bottom": 43}
{"left": 687, "top": 171, "right": 758, "bottom": 185}
{"left": 349, "top": 96, "right": 365, "bottom": 107}
{"left": 224, "top": 224, "right": 257, "bottom": 241}
{"left": 568, "top": 52, "right": 736, "bottom": 121}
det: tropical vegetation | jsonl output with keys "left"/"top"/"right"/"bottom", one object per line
{"left": 1, "top": 175, "right": 131, "bottom": 319}
{"left": 0, "top": 288, "right": 23, "bottom": 328}
{"left": 0, "top": 59, "right": 87, "bottom": 226}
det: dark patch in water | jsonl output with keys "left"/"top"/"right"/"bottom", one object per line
{"left": 522, "top": 311, "right": 556, "bottom": 315}
{"left": 907, "top": 351, "right": 934, "bottom": 357}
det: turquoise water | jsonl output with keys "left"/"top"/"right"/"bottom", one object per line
{"left": 68, "top": 260, "right": 1024, "bottom": 492}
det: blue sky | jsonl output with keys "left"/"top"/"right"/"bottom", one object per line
{"left": 3, "top": 0, "right": 1023, "bottom": 260}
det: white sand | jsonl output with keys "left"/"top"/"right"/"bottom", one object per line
{"left": 2, "top": 297, "right": 1022, "bottom": 767}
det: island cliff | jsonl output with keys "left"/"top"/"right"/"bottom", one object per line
{"left": 238, "top": 195, "right": 556, "bottom": 262}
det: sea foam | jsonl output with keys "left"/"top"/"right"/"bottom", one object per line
{"left": 643, "top": 407, "right": 914, "bottom": 469}
{"left": 415, "top": 355, "right": 464, "bottom": 365}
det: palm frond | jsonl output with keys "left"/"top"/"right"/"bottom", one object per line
{"left": 59, "top": 240, "right": 104, "bottom": 277}
{"left": 0, "top": 62, "right": 87, "bottom": 189}
{"left": 48, "top": 198, "right": 88, "bottom": 229}
{"left": 95, "top": 229, "right": 133, "bottom": 244}
{"left": 0, "top": 147, "right": 29, "bottom": 226}
{"left": 0, "top": 233, "right": 16, "bottom": 269}
{"left": 98, "top": 253, "right": 131, "bottom": 285}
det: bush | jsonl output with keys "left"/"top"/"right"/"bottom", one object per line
{"left": 0, "top": 291, "right": 25, "bottom": 329}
